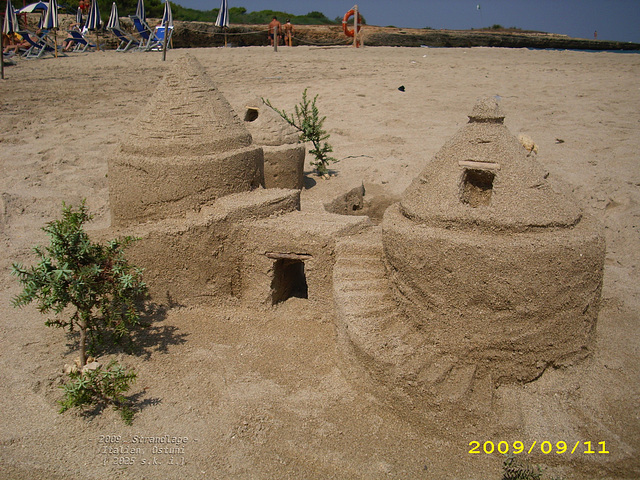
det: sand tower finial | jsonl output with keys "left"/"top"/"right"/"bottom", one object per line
{"left": 108, "top": 55, "right": 264, "bottom": 227}
{"left": 468, "top": 96, "right": 505, "bottom": 123}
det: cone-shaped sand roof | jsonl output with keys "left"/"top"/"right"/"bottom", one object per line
{"left": 121, "top": 55, "right": 253, "bottom": 157}
{"left": 400, "top": 97, "right": 581, "bottom": 232}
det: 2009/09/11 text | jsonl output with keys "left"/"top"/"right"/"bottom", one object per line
{"left": 468, "top": 440, "right": 609, "bottom": 455}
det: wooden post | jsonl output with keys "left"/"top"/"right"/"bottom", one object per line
{"left": 0, "top": 35, "right": 4, "bottom": 80}
{"left": 162, "top": 24, "right": 169, "bottom": 61}
{"left": 1, "top": 33, "right": 5, "bottom": 80}
{"left": 274, "top": 23, "right": 278, "bottom": 52}
{"left": 353, "top": 4, "right": 358, "bottom": 48}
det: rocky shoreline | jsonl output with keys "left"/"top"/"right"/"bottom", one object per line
{"left": 170, "top": 23, "right": 640, "bottom": 51}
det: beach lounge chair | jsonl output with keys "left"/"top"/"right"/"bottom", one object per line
{"left": 63, "top": 29, "right": 95, "bottom": 52}
{"left": 149, "top": 25, "right": 173, "bottom": 51}
{"left": 129, "top": 15, "right": 159, "bottom": 51}
{"left": 20, "top": 29, "right": 56, "bottom": 58}
{"left": 109, "top": 27, "right": 140, "bottom": 51}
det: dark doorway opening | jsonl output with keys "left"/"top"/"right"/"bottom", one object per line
{"left": 271, "top": 258, "right": 308, "bottom": 305}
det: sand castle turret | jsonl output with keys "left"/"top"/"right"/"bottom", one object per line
{"left": 239, "top": 98, "right": 306, "bottom": 190}
{"left": 382, "top": 97, "right": 605, "bottom": 384}
{"left": 109, "top": 56, "right": 264, "bottom": 227}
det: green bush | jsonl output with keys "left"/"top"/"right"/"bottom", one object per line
{"left": 11, "top": 200, "right": 147, "bottom": 366}
{"left": 59, "top": 360, "right": 137, "bottom": 425}
{"left": 263, "top": 89, "right": 338, "bottom": 176}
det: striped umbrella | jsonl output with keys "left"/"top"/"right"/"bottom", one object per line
{"left": 42, "top": 0, "right": 58, "bottom": 29}
{"left": 85, "top": 0, "right": 101, "bottom": 30}
{"left": 16, "top": 2, "right": 48, "bottom": 13}
{"left": 135, "top": 0, "right": 145, "bottom": 23}
{"left": 2, "top": 0, "right": 18, "bottom": 79}
{"left": 3, "top": 0, "right": 19, "bottom": 34}
{"left": 215, "top": 0, "right": 228, "bottom": 28}
{"left": 85, "top": 0, "right": 101, "bottom": 50}
{"left": 106, "top": 2, "right": 120, "bottom": 30}
{"left": 215, "top": 0, "right": 228, "bottom": 47}
{"left": 42, "top": 0, "right": 59, "bottom": 56}
{"left": 76, "top": 6, "right": 83, "bottom": 27}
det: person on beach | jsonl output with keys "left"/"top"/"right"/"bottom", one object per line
{"left": 62, "top": 23, "right": 82, "bottom": 52}
{"left": 268, "top": 16, "right": 281, "bottom": 46}
{"left": 3, "top": 32, "right": 29, "bottom": 56}
{"left": 283, "top": 19, "right": 295, "bottom": 46}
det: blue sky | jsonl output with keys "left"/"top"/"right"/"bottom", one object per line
{"left": 178, "top": 0, "right": 640, "bottom": 43}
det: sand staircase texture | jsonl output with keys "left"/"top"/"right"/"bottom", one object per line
{"left": 333, "top": 227, "right": 494, "bottom": 410}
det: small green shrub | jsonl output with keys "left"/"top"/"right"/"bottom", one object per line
{"left": 12, "top": 200, "right": 147, "bottom": 367}
{"left": 60, "top": 360, "right": 137, "bottom": 425}
{"left": 263, "top": 88, "right": 338, "bottom": 176}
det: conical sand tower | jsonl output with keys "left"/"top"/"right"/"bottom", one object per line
{"left": 109, "top": 56, "right": 264, "bottom": 227}
{"left": 382, "top": 97, "right": 606, "bottom": 385}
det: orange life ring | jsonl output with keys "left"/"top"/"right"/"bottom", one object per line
{"left": 342, "top": 9, "right": 362, "bottom": 37}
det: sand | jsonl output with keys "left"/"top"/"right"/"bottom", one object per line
{"left": 1, "top": 46, "right": 639, "bottom": 479}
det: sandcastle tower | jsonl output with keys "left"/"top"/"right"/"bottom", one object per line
{"left": 109, "top": 56, "right": 264, "bottom": 227}
{"left": 334, "top": 97, "right": 605, "bottom": 409}
{"left": 239, "top": 98, "right": 306, "bottom": 190}
{"left": 383, "top": 97, "right": 605, "bottom": 384}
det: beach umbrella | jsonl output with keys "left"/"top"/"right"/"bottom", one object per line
{"left": 42, "top": 0, "right": 59, "bottom": 57}
{"left": 215, "top": 0, "right": 229, "bottom": 28}
{"left": 135, "top": 0, "right": 145, "bottom": 23}
{"left": 2, "top": 0, "right": 19, "bottom": 79}
{"left": 76, "top": 6, "right": 83, "bottom": 27}
{"left": 161, "top": 0, "right": 172, "bottom": 61}
{"left": 106, "top": 2, "right": 120, "bottom": 30}
{"left": 3, "top": 0, "right": 19, "bottom": 34}
{"left": 85, "top": 0, "right": 101, "bottom": 50}
{"left": 215, "top": 0, "right": 229, "bottom": 47}
{"left": 16, "top": 2, "right": 48, "bottom": 13}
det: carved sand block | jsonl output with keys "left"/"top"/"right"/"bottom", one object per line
{"left": 240, "top": 98, "right": 305, "bottom": 190}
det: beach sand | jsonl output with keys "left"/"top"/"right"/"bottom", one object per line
{"left": 1, "top": 46, "right": 639, "bottom": 479}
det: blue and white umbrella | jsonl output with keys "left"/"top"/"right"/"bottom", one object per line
{"left": 106, "top": 2, "right": 120, "bottom": 30}
{"left": 16, "top": 2, "right": 48, "bottom": 13}
{"left": 42, "top": 0, "right": 58, "bottom": 30}
{"left": 85, "top": 0, "right": 101, "bottom": 30}
{"left": 76, "top": 6, "right": 83, "bottom": 27}
{"left": 161, "top": 0, "right": 172, "bottom": 28}
{"left": 3, "top": 0, "right": 19, "bottom": 34}
{"left": 135, "top": 0, "right": 145, "bottom": 23}
{"left": 85, "top": 0, "right": 101, "bottom": 50}
{"left": 215, "top": 0, "right": 229, "bottom": 28}
{"left": 41, "top": 0, "right": 58, "bottom": 56}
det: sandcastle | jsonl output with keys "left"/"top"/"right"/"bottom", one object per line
{"left": 334, "top": 97, "right": 605, "bottom": 407}
{"left": 107, "top": 56, "right": 368, "bottom": 306}
{"left": 108, "top": 61, "right": 604, "bottom": 410}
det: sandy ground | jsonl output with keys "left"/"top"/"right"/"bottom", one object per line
{"left": 1, "top": 45, "right": 639, "bottom": 479}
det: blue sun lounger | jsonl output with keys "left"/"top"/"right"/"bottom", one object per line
{"left": 64, "top": 30, "right": 95, "bottom": 52}
{"left": 20, "top": 30, "right": 56, "bottom": 58}
{"left": 129, "top": 15, "right": 160, "bottom": 51}
{"left": 109, "top": 27, "right": 140, "bottom": 51}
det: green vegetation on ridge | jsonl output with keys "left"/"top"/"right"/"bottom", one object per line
{"left": 59, "top": 0, "right": 337, "bottom": 24}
